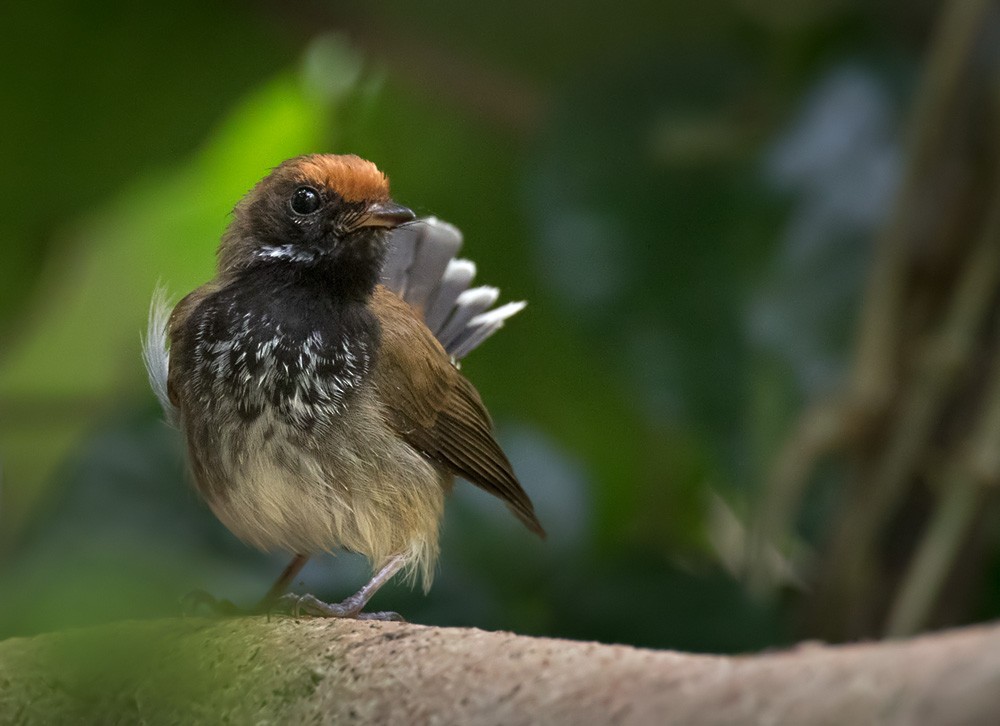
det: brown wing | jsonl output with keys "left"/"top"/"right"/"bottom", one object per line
{"left": 371, "top": 286, "right": 545, "bottom": 537}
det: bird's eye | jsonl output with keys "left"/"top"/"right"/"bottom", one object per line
{"left": 290, "top": 186, "right": 321, "bottom": 215}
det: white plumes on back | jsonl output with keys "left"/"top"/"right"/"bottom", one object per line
{"left": 382, "top": 217, "right": 525, "bottom": 358}
{"left": 143, "top": 285, "right": 179, "bottom": 427}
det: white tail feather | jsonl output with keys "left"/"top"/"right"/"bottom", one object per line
{"left": 436, "top": 287, "right": 500, "bottom": 351}
{"left": 383, "top": 218, "right": 524, "bottom": 359}
{"left": 424, "top": 259, "right": 476, "bottom": 332}
{"left": 450, "top": 301, "right": 527, "bottom": 359}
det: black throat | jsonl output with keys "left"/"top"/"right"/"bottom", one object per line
{"left": 234, "top": 259, "right": 381, "bottom": 337}
{"left": 246, "top": 224, "right": 390, "bottom": 303}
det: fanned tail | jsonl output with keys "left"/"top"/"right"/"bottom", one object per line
{"left": 382, "top": 218, "right": 525, "bottom": 359}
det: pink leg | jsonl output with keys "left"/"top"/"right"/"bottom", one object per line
{"left": 258, "top": 554, "right": 310, "bottom": 608}
{"left": 283, "top": 554, "right": 408, "bottom": 621}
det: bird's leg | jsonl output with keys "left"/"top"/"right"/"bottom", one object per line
{"left": 183, "top": 553, "right": 311, "bottom": 617}
{"left": 258, "top": 553, "right": 310, "bottom": 609}
{"left": 281, "top": 553, "right": 408, "bottom": 621}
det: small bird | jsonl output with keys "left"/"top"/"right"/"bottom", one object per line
{"left": 144, "top": 154, "right": 543, "bottom": 620}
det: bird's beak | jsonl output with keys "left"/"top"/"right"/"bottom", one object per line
{"left": 355, "top": 201, "right": 416, "bottom": 230}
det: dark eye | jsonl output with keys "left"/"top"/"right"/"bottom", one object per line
{"left": 290, "top": 186, "right": 321, "bottom": 215}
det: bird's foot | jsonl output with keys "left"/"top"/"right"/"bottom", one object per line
{"left": 181, "top": 589, "right": 243, "bottom": 617}
{"left": 276, "top": 592, "right": 405, "bottom": 622}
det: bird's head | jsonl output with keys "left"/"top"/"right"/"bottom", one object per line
{"left": 218, "top": 154, "right": 414, "bottom": 294}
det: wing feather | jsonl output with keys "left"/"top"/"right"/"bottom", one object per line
{"left": 371, "top": 287, "right": 544, "bottom": 537}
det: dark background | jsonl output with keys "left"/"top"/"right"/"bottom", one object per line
{"left": 3, "top": 0, "right": 998, "bottom": 654}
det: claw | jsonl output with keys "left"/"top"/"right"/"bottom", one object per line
{"left": 270, "top": 592, "right": 403, "bottom": 620}
{"left": 357, "top": 611, "right": 406, "bottom": 622}
{"left": 274, "top": 592, "right": 308, "bottom": 618}
{"left": 181, "top": 589, "right": 241, "bottom": 617}
{"left": 297, "top": 593, "right": 357, "bottom": 618}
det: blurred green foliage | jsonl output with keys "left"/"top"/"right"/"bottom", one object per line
{"left": 3, "top": 0, "right": 985, "bottom": 665}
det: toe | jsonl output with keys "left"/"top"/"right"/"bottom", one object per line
{"left": 357, "top": 611, "right": 406, "bottom": 622}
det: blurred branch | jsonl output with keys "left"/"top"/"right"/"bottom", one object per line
{"left": 754, "top": 0, "right": 994, "bottom": 582}
{"left": 885, "top": 472, "right": 979, "bottom": 637}
{"left": 754, "top": 0, "right": 1000, "bottom": 640}
{"left": 824, "top": 177, "right": 1000, "bottom": 628}
{"left": 887, "top": 285, "right": 1000, "bottom": 636}
{"left": 3, "top": 618, "right": 1000, "bottom": 723}
{"left": 749, "top": 398, "right": 852, "bottom": 592}
{"left": 851, "top": 0, "right": 993, "bottom": 409}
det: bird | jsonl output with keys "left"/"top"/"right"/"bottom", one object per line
{"left": 143, "top": 153, "right": 543, "bottom": 620}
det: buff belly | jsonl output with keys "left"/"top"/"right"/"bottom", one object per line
{"left": 187, "top": 388, "right": 448, "bottom": 590}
